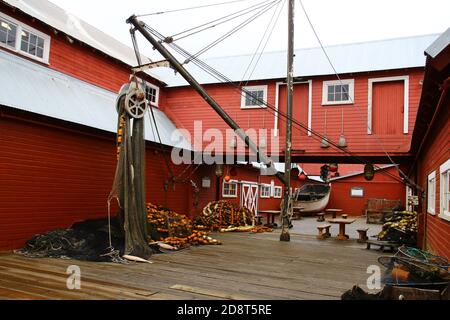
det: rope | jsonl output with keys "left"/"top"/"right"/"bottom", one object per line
{"left": 241, "top": 0, "right": 285, "bottom": 85}
{"left": 136, "top": 0, "right": 259, "bottom": 17}
{"left": 298, "top": 0, "right": 409, "bottom": 179}
{"left": 139, "top": 19, "right": 408, "bottom": 185}
{"left": 170, "top": 0, "right": 273, "bottom": 41}
{"left": 186, "top": 0, "right": 281, "bottom": 62}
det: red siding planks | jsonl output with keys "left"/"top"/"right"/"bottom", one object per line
{"left": 164, "top": 69, "right": 424, "bottom": 157}
{"left": 0, "top": 112, "right": 214, "bottom": 250}
{"left": 372, "top": 81, "right": 404, "bottom": 135}
{"left": 416, "top": 104, "right": 450, "bottom": 259}
{"left": 327, "top": 167, "right": 406, "bottom": 216}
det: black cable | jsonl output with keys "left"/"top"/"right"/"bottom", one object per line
{"left": 136, "top": 0, "right": 259, "bottom": 17}
{"left": 187, "top": 0, "right": 281, "bottom": 62}
{"left": 171, "top": 0, "right": 273, "bottom": 41}
{"left": 141, "top": 23, "right": 408, "bottom": 184}
{"left": 242, "top": 0, "right": 285, "bottom": 85}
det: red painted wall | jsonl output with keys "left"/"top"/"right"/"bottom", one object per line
{"left": 0, "top": 110, "right": 212, "bottom": 250}
{"left": 327, "top": 166, "right": 406, "bottom": 216}
{"left": 416, "top": 103, "right": 450, "bottom": 259}
{"left": 217, "top": 165, "right": 303, "bottom": 212}
{"left": 164, "top": 69, "right": 424, "bottom": 157}
{"left": 0, "top": 3, "right": 163, "bottom": 94}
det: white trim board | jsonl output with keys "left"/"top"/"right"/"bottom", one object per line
{"left": 274, "top": 80, "right": 312, "bottom": 137}
{"left": 367, "top": 76, "right": 409, "bottom": 135}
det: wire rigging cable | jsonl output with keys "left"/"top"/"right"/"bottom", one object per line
{"left": 135, "top": 17, "right": 407, "bottom": 184}
{"left": 170, "top": 0, "right": 274, "bottom": 41}
{"left": 186, "top": 0, "right": 282, "bottom": 62}
{"left": 136, "top": 0, "right": 260, "bottom": 17}
{"left": 240, "top": 0, "right": 285, "bottom": 84}
{"left": 298, "top": 0, "right": 409, "bottom": 180}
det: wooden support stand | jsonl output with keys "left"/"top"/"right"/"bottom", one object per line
{"left": 317, "top": 224, "right": 331, "bottom": 240}
{"left": 357, "top": 228, "right": 369, "bottom": 243}
{"left": 316, "top": 212, "right": 325, "bottom": 222}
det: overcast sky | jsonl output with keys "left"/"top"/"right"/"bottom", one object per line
{"left": 48, "top": 0, "right": 450, "bottom": 60}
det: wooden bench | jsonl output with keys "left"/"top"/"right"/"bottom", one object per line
{"left": 366, "top": 240, "right": 399, "bottom": 252}
{"left": 317, "top": 224, "right": 331, "bottom": 240}
{"left": 357, "top": 228, "right": 369, "bottom": 243}
{"left": 316, "top": 212, "right": 325, "bottom": 222}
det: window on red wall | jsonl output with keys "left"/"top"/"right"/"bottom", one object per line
{"left": 440, "top": 159, "right": 450, "bottom": 220}
{"left": 223, "top": 180, "right": 237, "bottom": 198}
{"left": 260, "top": 184, "right": 271, "bottom": 198}
{"left": 0, "top": 12, "right": 50, "bottom": 63}
{"left": 427, "top": 171, "right": 436, "bottom": 215}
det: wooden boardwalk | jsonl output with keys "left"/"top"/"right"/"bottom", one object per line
{"left": 0, "top": 231, "right": 387, "bottom": 300}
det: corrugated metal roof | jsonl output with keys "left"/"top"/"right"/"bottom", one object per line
{"left": 425, "top": 27, "right": 450, "bottom": 58}
{"left": 2, "top": 0, "right": 164, "bottom": 83}
{"left": 0, "top": 50, "right": 191, "bottom": 150}
{"left": 151, "top": 34, "right": 439, "bottom": 87}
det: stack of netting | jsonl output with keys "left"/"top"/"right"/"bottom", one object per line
{"left": 195, "top": 200, "right": 255, "bottom": 231}
{"left": 378, "top": 246, "right": 450, "bottom": 286}
{"left": 146, "top": 203, "right": 222, "bottom": 248}
{"left": 15, "top": 218, "right": 126, "bottom": 262}
{"left": 378, "top": 211, "right": 417, "bottom": 245}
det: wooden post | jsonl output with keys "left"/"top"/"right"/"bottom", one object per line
{"left": 280, "top": 0, "right": 295, "bottom": 242}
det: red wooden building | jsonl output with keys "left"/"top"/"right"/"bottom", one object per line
{"left": 327, "top": 165, "right": 406, "bottom": 216}
{"left": 0, "top": 0, "right": 446, "bottom": 253}
{"left": 0, "top": 0, "right": 209, "bottom": 250}
{"left": 155, "top": 35, "right": 437, "bottom": 164}
{"left": 410, "top": 28, "right": 450, "bottom": 259}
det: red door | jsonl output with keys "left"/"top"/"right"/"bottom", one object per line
{"left": 278, "top": 83, "right": 309, "bottom": 138}
{"left": 372, "top": 81, "right": 404, "bottom": 135}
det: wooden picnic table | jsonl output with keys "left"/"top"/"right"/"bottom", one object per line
{"left": 327, "top": 218, "right": 356, "bottom": 240}
{"left": 257, "top": 210, "right": 281, "bottom": 226}
{"left": 325, "top": 208, "right": 343, "bottom": 219}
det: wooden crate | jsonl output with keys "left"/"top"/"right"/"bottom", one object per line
{"left": 365, "top": 199, "right": 402, "bottom": 224}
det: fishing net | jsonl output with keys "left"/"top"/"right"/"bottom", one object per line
{"left": 378, "top": 246, "right": 450, "bottom": 286}
{"left": 196, "top": 200, "right": 255, "bottom": 230}
{"left": 15, "top": 218, "right": 129, "bottom": 262}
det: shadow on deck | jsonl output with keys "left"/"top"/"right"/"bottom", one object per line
{"left": 0, "top": 230, "right": 388, "bottom": 300}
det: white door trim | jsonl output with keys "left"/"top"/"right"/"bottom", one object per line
{"left": 274, "top": 80, "right": 312, "bottom": 136}
{"left": 367, "top": 76, "right": 409, "bottom": 135}
{"left": 240, "top": 181, "right": 259, "bottom": 216}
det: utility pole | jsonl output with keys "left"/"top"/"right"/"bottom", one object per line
{"left": 280, "top": 0, "right": 295, "bottom": 242}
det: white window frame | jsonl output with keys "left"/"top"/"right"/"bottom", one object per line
{"left": 260, "top": 184, "right": 271, "bottom": 198}
{"left": 439, "top": 159, "right": 450, "bottom": 221}
{"left": 222, "top": 180, "right": 238, "bottom": 198}
{"left": 322, "top": 79, "right": 354, "bottom": 106}
{"left": 241, "top": 85, "right": 268, "bottom": 109}
{"left": 427, "top": 171, "right": 436, "bottom": 215}
{"left": 273, "top": 186, "right": 282, "bottom": 198}
{"left": 144, "top": 82, "right": 160, "bottom": 107}
{"left": 0, "top": 12, "right": 50, "bottom": 64}
{"left": 367, "top": 76, "right": 409, "bottom": 134}
{"left": 350, "top": 187, "right": 364, "bottom": 197}
{"left": 274, "top": 81, "right": 312, "bottom": 136}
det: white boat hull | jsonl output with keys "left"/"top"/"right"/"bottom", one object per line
{"left": 293, "top": 191, "right": 331, "bottom": 213}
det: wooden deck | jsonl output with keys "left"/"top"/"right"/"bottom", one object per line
{"left": 0, "top": 231, "right": 387, "bottom": 300}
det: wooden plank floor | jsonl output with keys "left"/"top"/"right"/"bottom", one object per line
{"left": 0, "top": 231, "right": 388, "bottom": 300}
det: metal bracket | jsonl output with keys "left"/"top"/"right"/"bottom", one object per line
{"left": 132, "top": 60, "right": 173, "bottom": 73}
